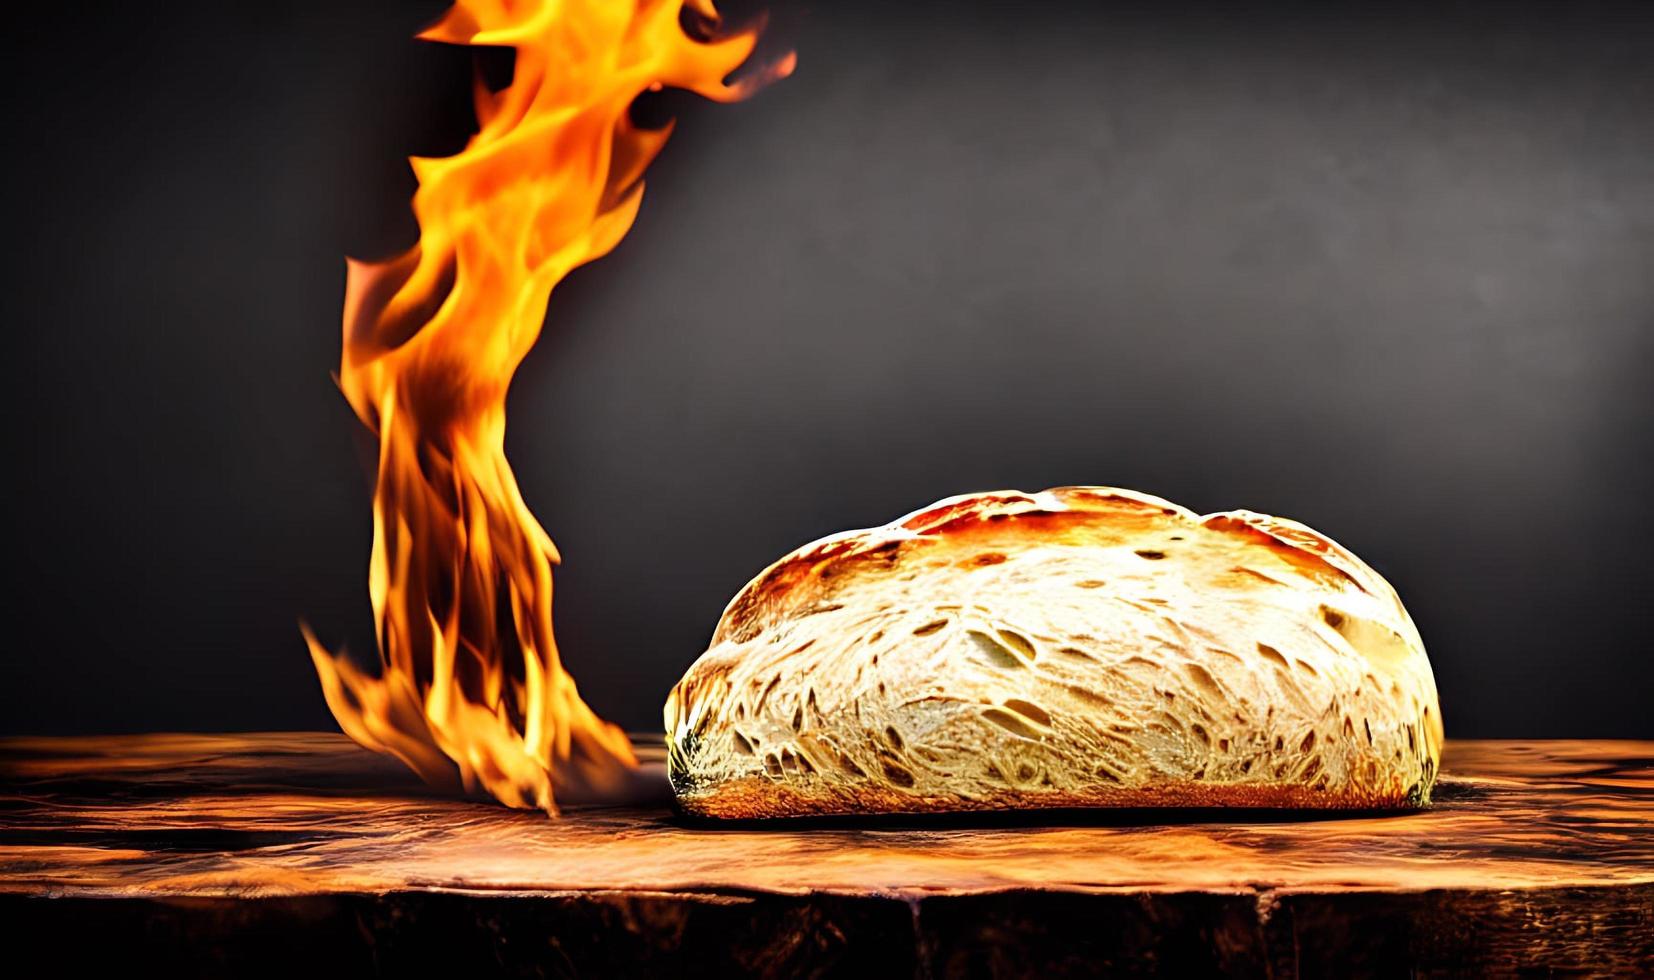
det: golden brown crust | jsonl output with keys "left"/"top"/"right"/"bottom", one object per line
{"left": 714, "top": 488, "right": 1379, "bottom": 647}
{"left": 677, "top": 775, "right": 1423, "bottom": 821}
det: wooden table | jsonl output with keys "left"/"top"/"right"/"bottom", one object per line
{"left": 2, "top": 734, "right": 1650, "bottom": 976}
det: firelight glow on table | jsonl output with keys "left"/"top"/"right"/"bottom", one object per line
{"left": 1, "top": 735, "right": 1650, "bottom": 975}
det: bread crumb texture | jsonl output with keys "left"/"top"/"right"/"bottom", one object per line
{"left": 665, "top": 487, "right": 1443, "bottom": 818}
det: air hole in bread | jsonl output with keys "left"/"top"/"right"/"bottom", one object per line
{"left": 753, "top": 675, "right": 781, "bottom": 714}
{"left": 912, "top": 619, "right": 948, "bottom": 636}
{"left": 1134, "top": 549, "right": 1166, "bottom": 560}
{"left": 1319, "top": 605, "right": 1346, "bottom": 630}
{"left": 1294, "top": 659, "right": 1319, "bottom": 678}
{"left": 1208, "top": 647, "right": 1247, "bottom": 669}
{"left": 1256, "top": 642, "right": 1289, "bottom": 669}
{"left": 884, "top": 726, "right": 904, "bottom": 750}
{"left": 880, "top": 757, "right": 916, "bottom": 788}
{"left": 1300, "top": 730, "right": 1317, "bottom": 754}
{"left": 731, "top": 731, "right": 753, "bottom": 755}
{"left": 982, "top": 707, "right": 1043, "bottom": 740}
{"left": 968, "top": 629, "right": 1031, "bottom": 669}
{"left": 1002, "top": 698, "right": 1052, "bottom": 726}
{"left": 790, "top": 706, "right": 802, "bottom": 731}
{"left": 974, "top": 552, "right": 1007, "bottom": 566}
{"left": 1233, "top": 565, "right": 1289, "bottom": 587}
{"left": 1183, "top": 663, "right": 1222, "bottom": 699}
{"left": 1190, "top": 722, "right": 1210, "bottom": 746}
{"left": 1075, "top": 579, "right": 1107, "bottom": 589}
{"left": 1364, "top": 718, "right": 1374, "bottom": 745}
{"left": 996, "top": 628, "right": 1037, "bottom": 661}
{"left": 1064, "top": 683, "right": 1106, "bottom": 706}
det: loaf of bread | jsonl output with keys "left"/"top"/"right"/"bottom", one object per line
{"left": 665, "top": 487, "right": 1442, "bottom": 818}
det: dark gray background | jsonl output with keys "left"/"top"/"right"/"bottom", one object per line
{"left": 3, "top": 1, "right": 1650, "bottom": 737}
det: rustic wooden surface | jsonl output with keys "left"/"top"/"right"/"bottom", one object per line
{"left": 2, "top": 734, "right": 1651, "bottom": 977}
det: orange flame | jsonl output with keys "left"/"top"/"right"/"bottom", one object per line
{"left": 304, "top": 0, "right": 792, "bottom": 814}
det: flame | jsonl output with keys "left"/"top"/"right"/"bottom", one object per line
{"left": 304, "top": 0, "right": 792, "bottom": 814}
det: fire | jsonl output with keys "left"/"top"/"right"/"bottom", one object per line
{"left": 304, "top": 0, "right": 791, "bottom": 813}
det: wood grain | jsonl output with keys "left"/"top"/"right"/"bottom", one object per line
{"left": 2, "top": 735, "right": 1650, "bottom": 977}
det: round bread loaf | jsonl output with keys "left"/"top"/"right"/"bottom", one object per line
{"left": 664, "top": 487, "right": 1442, "bottom": 818}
